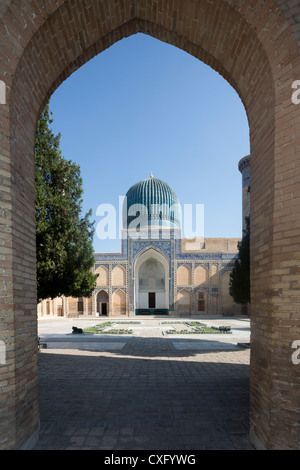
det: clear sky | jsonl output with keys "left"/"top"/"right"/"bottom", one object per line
{"left": 49, "top": 33, "right": 250, "bottom": 253}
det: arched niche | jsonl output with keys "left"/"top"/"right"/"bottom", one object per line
{"left": 177, "top": 264, "right": 192, "bottom": 286}
{"left": 177, "top": 289, "right": 191, "bottom": 315}
{"left": 96, "top": 289, "right": 109, "bottom": 316}
{"left": 134, "top": 248, "right": 169, "bottom": 313}
{"left": 194, "top": 265, "right": 209, "bottom": 286}
{"left": 112, "top": 265, "right": 126, "bottom": 286}
{"left": 95, "top": 266, "right": 109, "bottom": 287}
{"left": 112, "top": 289, "right": 126, "bottom": 316}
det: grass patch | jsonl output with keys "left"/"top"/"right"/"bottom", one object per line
{"left": 102, "top": 329, "right": 133, "bottom": 335}
{"left": 83, "top": 322, "right": 133, "bottom": 335}
{"left": 115, "top": 321, "right": 141, "bottom": 324}
{"left": 165, "top": 322, "right": 232, "bottom": 335}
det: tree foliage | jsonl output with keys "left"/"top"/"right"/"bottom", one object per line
{"left": 229, "top": 217, "right": 250, "bottom": 306}
{"left": 35, "top": 103, "right": 97, "bottom": 301}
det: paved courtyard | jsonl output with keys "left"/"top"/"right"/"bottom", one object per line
{"left": 34, "top": 316, "right": 253, "bottom": 450}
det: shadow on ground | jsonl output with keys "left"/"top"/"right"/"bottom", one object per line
{"left": 34, "top": 337, "right": 253, "bottom": 450}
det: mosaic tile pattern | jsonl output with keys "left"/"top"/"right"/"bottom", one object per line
{"left": 124, "top": 177, "right": 181, "bottom": 228}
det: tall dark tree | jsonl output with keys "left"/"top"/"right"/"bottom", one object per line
{"left": 35, "top": 102, "right": 97, "bottom": 301}
{"left": 229, "top": 216, "right": 250, "bottom": 308}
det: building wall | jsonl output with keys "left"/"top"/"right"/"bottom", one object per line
{"left": 181, "top": 237, "right": 241, "bottom": 253}
{"left": 38, "top": 238, "right": 241, "bottom": 318}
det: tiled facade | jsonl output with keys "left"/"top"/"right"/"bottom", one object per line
{"left": 38, "top": 234, "right": 241, "bottom": 317}
{"left": 38, "top": 169, "right": 247, "bottom": 318}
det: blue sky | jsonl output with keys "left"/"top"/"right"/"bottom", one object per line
{"left": 49, "top": 33, "right": 250, "bottom": 253}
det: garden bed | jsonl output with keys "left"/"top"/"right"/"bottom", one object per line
{"left": 83, "top": 322, "right": 134, "bottom": 335}
{"left": 163, "top": 321, "right": 232, "bottom": 335}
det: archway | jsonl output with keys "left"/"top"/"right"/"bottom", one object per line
{"left": 221, "top": 272, "right": 239, "bottom": 315}
{"left": 177, "top": 264, "right": 192, "bottom": 286}
{"left": 96, "top": 290, "right": 109, "bottom": 316}
{"left": 195, "top": 289, "right": 209, "bottom": 314}
{"left": 95, "top": 265, "right": 109, "bottom": 287}
{"left": 112, "top": 266, "right": 126, "bottom": 287}
{"left": 112, "top": 289, "right": 127, "bottom": 316}
{"left": 1, "top": 0, "right": 300, "bottom": 450}
{"left": 177, "top": 289, "right": 192, "bottom": 316}
{"left": 134, "top": 248, "right": 169, "bottom": 315}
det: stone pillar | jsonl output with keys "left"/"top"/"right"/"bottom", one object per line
{"left": 0, "top": 105, "right": 39, "bottom": 449}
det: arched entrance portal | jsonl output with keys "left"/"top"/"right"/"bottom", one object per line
{"left": 96, "top": 290, "right": 109, "bottom": 316}
{"left": 1, "top": 0, "right": 300, "bottom": 450}
{"left": 135, "top": 248, "right": 169, "bottom": 315}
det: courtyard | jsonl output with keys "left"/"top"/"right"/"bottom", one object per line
{"left": 34, "top": 316, "right": 252, "bottom": 450}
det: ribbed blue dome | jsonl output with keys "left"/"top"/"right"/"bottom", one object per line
{"left": 123, "top": 177, "right": 181, "bottom": 229}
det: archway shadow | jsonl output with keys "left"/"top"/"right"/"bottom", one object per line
{"left": 41, "top": 333, "right": 248, "bottom": 359}
{"left": 34, "top": 342, "right": 252, "bottom": 450}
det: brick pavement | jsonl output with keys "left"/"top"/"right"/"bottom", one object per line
{"left": 33, "top": 325, "right": 253, "bottom": 450}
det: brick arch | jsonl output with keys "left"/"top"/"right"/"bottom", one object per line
{"left": 112, "top": 265, "right": 126, "bottom": 287}
{"left": 177, "top": 264, "right": 192, "bottom": 286}
{"left": 7, "top": 0, "right": 275, "bottom": 118}
{"left": 194, "top": 265, "right": 209, "bottom": 286}
{"left": 95, "top": 265, "right": 109, "bottom": 287}
{"left": 112, "top": 289, "right": 127, "bottom": 316}
{"left": 1, "top": 0, "right": 300, "bottom": 451}
{"left": 195, "top": 288, "right": 209, "bottom": 313}
{"left": 96, "top": 289, "right": 109, "bottom": 303}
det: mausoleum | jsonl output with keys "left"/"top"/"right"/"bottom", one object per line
{"left": 39, "top": 159, "right": 250, "bottom": 317}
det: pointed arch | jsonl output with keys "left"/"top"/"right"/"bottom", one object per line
{"left": 177, "top": 264, "right": 192, "bottom": 286}
{"left": 112, "top": 265, "right": 126, "bottom": 286}
{"left": 177, "top": 289, "right": 191, "bottom": 315}
{"left": 2, "top": 0, "right": 300, "bottom": 451}
{"left": 221, "top": 272, "right": 239, "bottom": 315}
{"left": 194, "top": 265, "right": 209, "bottom": 286}
{"left": 134, "top": 245, "right": 170, "bottom": 268}
{"left": 134, "top": 247, "right": 169, "bottom": 312}
{"left": 195, "top": 289, "right": 209, "bottom": 313}
{"left": 95, "top": 265, "right": 109, "bottom": 287}
{"left": 112, "top": 289, "right": 127, "bottom": 316}
{"left": 96, "top": 289, "right": 109, "bottom": 302}
{"left": 96, "top": 289, "right": 109, "bottom": 316}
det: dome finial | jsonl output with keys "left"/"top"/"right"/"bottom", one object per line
{"left": 150, "top": 172, "right": 153, "bottom": 179}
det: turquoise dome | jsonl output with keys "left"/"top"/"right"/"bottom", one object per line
{"left": 123, "top": 176, "right": 181, "bottom": 229}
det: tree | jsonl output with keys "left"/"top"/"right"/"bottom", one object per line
{"left": 229, "top": 216, "right": 250, "bottom": 308}
{"left": 35, "top": 102, "right": 97, "bottom": 301}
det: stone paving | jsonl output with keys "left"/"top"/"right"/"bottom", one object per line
{"left": 34, "top": 317, "right": 253, "bottom": 450}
